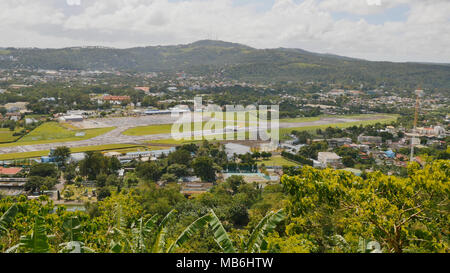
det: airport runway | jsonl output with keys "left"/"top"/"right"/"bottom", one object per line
{"left": 0, "top": 115, "right": 391, "bottom": 155}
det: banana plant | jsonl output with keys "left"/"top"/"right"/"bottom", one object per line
{"left": 131, "top": 214, "right": 159, "bottom": 253}
{"left": 168, "top": 209, "right": 285, "bottom": 253}
{"left": 7, "top": 214, "right": 51, "bottom": 253}
{"left": 59, "top": 216, "right": 95, "bottom": 253}
{"left": 207, "top": 209, "right": 237, "bottom": 253}
{"left": 0, "top": 204, "right": 18, "bottom": 238}
{"left": 244, "top": 209, "right": 285, "bottom": 253}
{"left": 59, "top": 241, "right": 95, "bottom": 253}
{"left": 109, "top": 205, "right": 133, "bottom": 253}
{"left": 167, "top": 211, "right": 216, "bottom": 253}
{"left": 151, "top": 209, "right": 176, "bottom": 253}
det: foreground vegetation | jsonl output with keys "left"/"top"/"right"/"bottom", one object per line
{"left": 1, "top": 160, "right": 448, "bottom": 253}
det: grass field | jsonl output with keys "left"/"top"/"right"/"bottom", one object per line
{"left": 0, "top": 144, "right": 167, "bottom": 161}
{"left": 279, "top": 115, "right": 398, "bottom": 140}
{"left": 0, "top": 128, "right": 21, "bottom": 143}
{"left": 280, "top": 117, "right": 321, "bottom": 123}
{"left": 280, "top": 114, "right": 394, "bottom": 123}
{"left": 122, "top": 121, "right": 250, "bottom": 136}
{"left": 0, "top": 122, "right": 115, "bottom": 148}
{"left": 122, "top": 123, "right": 178, "bottom": 136}
{"left": 258, "top": 156, "right": 299, "bottom": 167}
{"left": 147, "top": 115, "right": 398, "bottom": 144}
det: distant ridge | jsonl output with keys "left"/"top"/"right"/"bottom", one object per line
{"left": 1, "top": 40, "right": 449, "bottom": 90}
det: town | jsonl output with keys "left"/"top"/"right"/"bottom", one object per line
{"left": 0, "top": 68, "right": 447, "bottom": 207}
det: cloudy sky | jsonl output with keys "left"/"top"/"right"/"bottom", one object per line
{"left": 1, "top": 0, "right": 449, "bottom": 63}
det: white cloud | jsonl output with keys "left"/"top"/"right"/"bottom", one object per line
{"left": 0, "top": 0, "right": 449, "bottom": 63}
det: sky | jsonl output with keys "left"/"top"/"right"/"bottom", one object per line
{"left": 0, "top": 0, "right": 449, "bottom": 63}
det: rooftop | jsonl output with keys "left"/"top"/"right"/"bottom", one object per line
{"left": 0, "top": 167, "right": 23, "bottom": 175}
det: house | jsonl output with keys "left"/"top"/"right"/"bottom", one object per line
{"left": 385, "top": 150, "right": 396, "bottom": 159}
{"left": 69, "top": 153, "right": 86, "bottom": 163}
{"left": 180, "top": 182, "right": 213, "bottom": 196}
{"left": 318, "top": 152, "right": 342, "bottom": 168}
{"left": 342, "top": 168, "right": 363, "bottom": 177}
{"left": 0, "top": 167, "right": 23, "bottom": 176}
{"left": 281, "top": 143, "right": 305, "bottom": 153}
{"left": 134, "top": 87, "right": 150, "bottom": 93}
{"left": 327, "top": 137, "right": 352, "bottom": 148}
{"left": 99, "top": 95, "right": 131, "bottom": 105}
{"left": 358, "top": 135, "right": 383, "bottom": 145}
{"left": 6, "top": 112, "right": 21, "bottom": 121}
{"left": 58, "top": 115, "right": 84, "bottom": 122}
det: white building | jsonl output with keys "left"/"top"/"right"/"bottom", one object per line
{"left": 318, "top": 152, "right": 342, "bottom": 168}
{"left": 59, "top": 115, "right": 84, "bottom": 122}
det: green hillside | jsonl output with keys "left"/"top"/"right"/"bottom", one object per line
{"left": 1, "top": 40, "right": 450, "bottom": 90}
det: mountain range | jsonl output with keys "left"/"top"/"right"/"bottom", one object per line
{"left": 1, "top": 40, "right": 449, "bottom": 91}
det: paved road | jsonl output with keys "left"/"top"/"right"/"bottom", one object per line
{"left": 0, "top": 115, "right": 390, "bottom": 155}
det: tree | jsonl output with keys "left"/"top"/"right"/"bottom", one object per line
{"left": 167, "top": 164, "right": 189, "bottom": 178}
{"left": 96, "top": 173, "right": 108, "bottom": 188}
{"left": 226, "top": 175, "right": 245, "bottom": 194}
{"left": 281, "top": 161, "right": 449, "bottom": 253}
{"left": 168, "top": 149, "right": 192, "bottom": 165}
{"left": 29, "top": 163, "right": 58, "bottom": 178}
{"left": 161, "top": 173, "right": 177, "bottom": 183}
{"left": 79, "top": 151, "right": 108, "bottom": 180}
{"left": 97, "top": 188, "right": 111, "bottom": 201}
{"left": 342, "top": 156, "right": 356, "bottom": 167}
{"left": 108, "top": 156, "right": 122, "bottom": 173}
{"left": 25, "top": 176, "right": 57, "bottom": 192}
{"left": 136, "top": 162, "right": 162, "bottom": 182}
{"left": 53, "top": 146, "right": 71, "bottom": 167}
{"left": 193, "top": 156, "right": 216, "bottom": 182}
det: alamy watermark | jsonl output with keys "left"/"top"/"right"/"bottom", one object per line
{"left": 170, "top": 97, "right": 279, "bottom": 145}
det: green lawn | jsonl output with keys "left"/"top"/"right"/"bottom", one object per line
{"left": 280, "top": 114, "right": 395, "bottom": 123}
{"left": 280, "top": 117, "right": 321, "bottom": 123}
{"left": 0, "top": 122, "right": 115, "bottom": 148}
{"left": 0, "top": 144, "right": 167, "bottom": 161}
{"left": 122, "top": 123, "right": 178, "bottom": 136}
{"left": 258, "top": 156, "right": 299, "bottom": 167}
{"left": 0, "top": 128, "right": 21, "bottom": 143}
{"left": 122, "top": 121, "right": 249, "bottom": 136}
{"left": 280, "top": 115, "right": 398, "bottom": 140}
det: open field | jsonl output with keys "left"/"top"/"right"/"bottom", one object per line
{"left": 279, "top": 117, "right": 321, "bottom": 123}
{"left": 279, "top": 114, "right": 398, "bottom": 140}
{"left": 0, "top": 114, "right": 398, "bottom": 155}
{"left": 122, "top": 122, "right": 210, "bottom": 136}
{"left": 147, "top": 114, "right": 398, "bottom": 143}
{"left": 258, "top": 156, "right": 299, "bottom": 167}
{"left": 0, "top": 144, "right": 165, "bottom": 161}
{"left": 0, "top": 122, "right": 115, "bottom": 148}
{"left": 0, "top": 128, "right": 21, "bottom": 143}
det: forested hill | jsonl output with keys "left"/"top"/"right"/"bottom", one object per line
{"left": 1, "top": 40, "right": 450, "bottom": 90}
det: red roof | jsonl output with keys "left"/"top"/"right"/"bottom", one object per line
{"left": 0, "top": 167, "right": 23, "bottom": 175}
{"left": 103, "top": 95, "right": 131, "bottom": 101}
